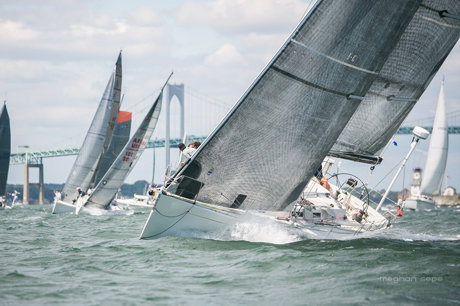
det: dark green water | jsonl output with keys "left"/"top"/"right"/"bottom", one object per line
{"left": 1, "top": 205, "right": 459, "bottom": 306}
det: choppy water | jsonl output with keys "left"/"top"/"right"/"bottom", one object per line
{"left": 1, "top": 205, "right": 459, "bottom": 306}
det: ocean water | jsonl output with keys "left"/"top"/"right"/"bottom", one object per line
{"left": 1, "top": 205, "right": 459, "bottom": 306}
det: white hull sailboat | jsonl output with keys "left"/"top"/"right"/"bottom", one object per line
{"left": 140, "top": 1, "right": 460, "bottom": 240}
{"left": 404, "top": 80, "right": 449, "bottom": 211}
{"left": 53, "top": 52, "right": 123, "bottom": 214}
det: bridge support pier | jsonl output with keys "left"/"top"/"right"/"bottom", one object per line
{"left": 23, "top": 163, "right": 44, "bottom": 204}
{"left": 165, "top": 83, "right": 185, "bottom": 168}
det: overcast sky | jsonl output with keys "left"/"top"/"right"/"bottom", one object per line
{"left": 2, "top": 0, "right": 460, "bottom": 195}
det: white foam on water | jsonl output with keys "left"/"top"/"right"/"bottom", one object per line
{"left": 79, "top": 206, "right": 133, "bottom": 216}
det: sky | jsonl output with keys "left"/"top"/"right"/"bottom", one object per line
{"left": 1, "top": 0, "right": 460, "bottom": 195}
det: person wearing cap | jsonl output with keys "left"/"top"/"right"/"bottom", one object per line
{"left": 73, "top": 187, "right": 86, "bottom": 204}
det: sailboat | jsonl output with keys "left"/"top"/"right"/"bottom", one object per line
{"left": 138, "top": 0, "right": 460, "bottom": 240}
{"left": 404, "top": 80, "right": 449, "bottom": 210}
{"left": 52, "top": 52, "right": 123, "bottom": 214}
{"left": 77, "top": 73, "right": 173, "bottom": 212}
{"left": 0, "top": 102, "right": 11, "bottom": 209}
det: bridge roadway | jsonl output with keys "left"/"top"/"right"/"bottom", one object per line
{"left": 9, "top": 126, "right": 460, "bottom": 165}
{"left": 10, "top": 136, "right": 207, "bottom": 165}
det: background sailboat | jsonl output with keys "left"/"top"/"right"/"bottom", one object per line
{"left": 53, "top": 52, "right": 122, "bottom": 214}
{"left": 82, "top": 73, "right": 172, "bottom": 211}
{"left": 405, "top": 80, "right": 449, "bottom": 210}
{"left": 0, "top": 102, "right": 11, "bottom": 208}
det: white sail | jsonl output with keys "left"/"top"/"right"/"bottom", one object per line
{"left": 61, "top": 54, "right": 121, "bottom": 202}
{"left": 420, "top": 81, "right": 449, "bottom": 196}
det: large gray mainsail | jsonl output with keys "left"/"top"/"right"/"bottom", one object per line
{"left": 61, "top": 56, "right": 120, "bottom": 202}
{"left": 90, "top": 52, "right": 122, "bottom": 186}
{"left": 0, "top": 103, "right": 11, "bottom": 197}
{"left": 329, "top": 1, "right": 460, "bottom": 164}
{"left": 85, "top": 74, "right": 171, "bottom": 210}
{"left": 175, "top": 0, "right": 422, "bottom": 211}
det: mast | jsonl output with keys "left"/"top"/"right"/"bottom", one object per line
{"left": 376, "top": 126, "right": 429, "bottom": 211}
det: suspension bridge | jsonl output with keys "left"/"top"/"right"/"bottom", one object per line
{"left": 8, "top": 82, "right": 460, "bottom": 204}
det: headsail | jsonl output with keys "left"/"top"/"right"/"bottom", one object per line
{"left": 85, "top": 73, "right": 173, "bottom": 209}
{"left": 420, "top": 81, "right": 449, "bottom": 195}
{"left": 61, "top": 54, "right": 120, "bottom": 201}
{"left": 0, "top": 103, "right": 11, "bottom": 196}
{"left": 93, "top": 110, "right": 132, "bottom": 186}
{"left": 175, "top": 0, "right": 422, "bottom": 211}
{"left": 329, "top": 1, "right": 460, "bottom": 164}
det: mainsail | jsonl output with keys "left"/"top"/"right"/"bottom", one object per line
{"left": 90, "top": 52, "right": 123, "bottom": 186}
{"left": 176, "top": 0, "right": 422, "bottom": 211}
{"left": 61, "top": 54, "right": 121, "bottom": 201}
{"left": 93, "top": 110, "right": 132, "bottom": 186}
{"left": 420, "top": 81, "right": 449, "bottom": 195}
{"left": 85, "top": 74, "right": 171, "bottom": 210}
{"left": 329, "top": 1, "right": 460, "bottom": 164}
{"left": 0, "top": 103, "right": 11, "bottom": 197}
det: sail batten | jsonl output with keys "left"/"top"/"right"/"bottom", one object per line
{"left": 330, "top": 1, "right": 460, "bottom": 163}
{"left": 174, "top": 0, "right": 422, "bottom": 212}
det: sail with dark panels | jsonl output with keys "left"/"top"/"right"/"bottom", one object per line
{"left": 330, "top": 1, "right": 460, "bottom": 164}
{"left": 175, "top": 0, "right": 422, "bottom": 211}
{"left": 0, "top": 103, "right": 11, "bottom": 196}
{"left": 93, "top": 110, "right": 131, "bottom": 186}
{"left": 85, "top": 77, "right": 169, "bottom": 210}
{"left": 61, "top": 54, "right": 121, "bottom": 202}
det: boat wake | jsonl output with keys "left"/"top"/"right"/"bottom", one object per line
{"left": 338, "top": 227, "right": 460, "bottom": 242}
{"left": 79, "top": 206, "right": 134, "bottom": 216}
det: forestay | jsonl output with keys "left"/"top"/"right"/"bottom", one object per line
{"left": 0, "top": 103, "right": 10, "bottom": 197}
{"left": 177, "top": 0, "right": 421, "bottom": 211}
{"left": 61, "top": 55, "right": 120, "bottom": 201}
{"left": 85, "top": 89, "right": 165, "bottom": 210}
{"left": 329, "top": 1, "right": 460, "bottom": 164}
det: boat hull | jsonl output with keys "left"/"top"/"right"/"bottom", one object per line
{"left": 140, "top": 192, "right": 387, "bottom": 240}
{"left": 140, "top": 194, "right": 242, "bottom": 239}
{"left": 404, "top": 198, "right": 436, "bottom": 211}
{"left": 52, "top": 200, "right": 78, "bottom": 214}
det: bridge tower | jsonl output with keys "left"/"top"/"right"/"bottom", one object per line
{"left": 165, "top": 83, "right": 185, "bottom": 167}
{"left": 23, "top": 158, "right": 44, "bottom": 204}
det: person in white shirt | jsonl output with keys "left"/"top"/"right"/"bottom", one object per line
{"left": 178, "top": 142, "right": 197, "bottom": 166}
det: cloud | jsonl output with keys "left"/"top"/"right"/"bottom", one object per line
{"left": 204, "top": 43, "right": 247, "bottom": 67}
{"left": 175, "top": 0, "right": 308, "bottom": 35}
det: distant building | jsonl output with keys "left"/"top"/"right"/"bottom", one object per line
{"left": 443, "top": 187, "right": 457, "bottom": 196}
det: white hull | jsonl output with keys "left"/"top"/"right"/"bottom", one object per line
{"left": 115, "top": 194, "right": 153, "bottom": 208}
{"left": 52, "top": 200, "right": 78, "bottom": 214}
{"left": 140, "top": 188, "right": 389, "bottom": 240}
{"left": 404, "top": 198, "right": 436, "bottom": 211}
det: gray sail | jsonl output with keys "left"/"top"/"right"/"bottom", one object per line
{"left": 0, "top": 103, "right": 11, "bottom": 196}
{"left": 61, "top": 61, "right": 117, "bottom": 201}
{"left": 174, "top": 0, "right": 421, "bottom": 211}
{"left": 90, "top": 52, "right": 123, "bottom": 185}
{"left": 93, "top": 110, "right": 131, "bottom": 186}
{"left": 85, "top": 91, "right": 164, "bottom": 209}
{"left": 329, "top": 1, "right": 460, "bottom": 164}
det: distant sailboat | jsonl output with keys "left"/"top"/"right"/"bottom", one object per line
{"left": 0, "top": 102, "right": 11, "bottom": 209}
{"left": 404, "top": 80, "right": 449, "bottom": 210}
{"left": 80, "top": 72, "right": 172, "bottom": 211}
{"left": 52, "top": 52, "right": 122, "bottom": 214}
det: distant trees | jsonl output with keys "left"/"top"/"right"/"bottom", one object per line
{"left": 6, "top": 180, "right": 151, "bottom": 204}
